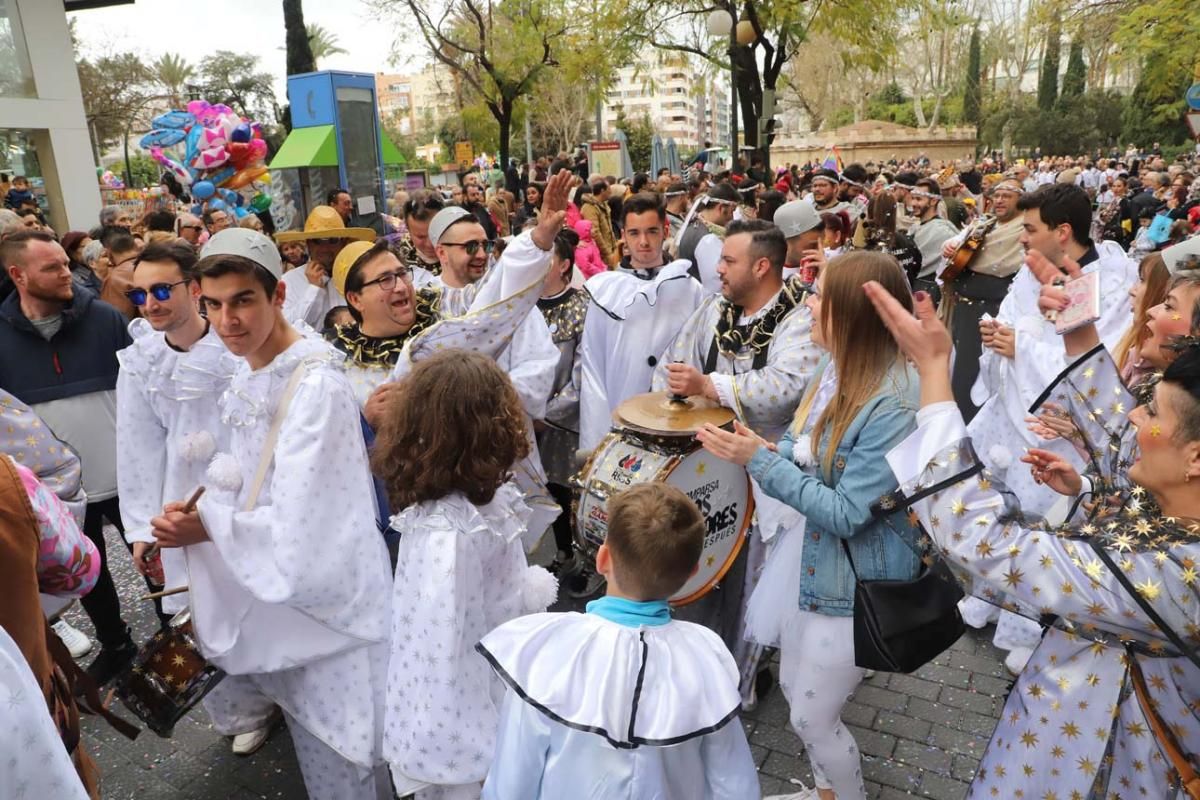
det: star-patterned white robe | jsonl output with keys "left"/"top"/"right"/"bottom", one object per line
{"left": 650, "top": 285, "right": 820, "bottom": 696}
{"left": 400, "top": 237, "right": 561, "bottom": 550}
{"left": 887, "top": 350, "right": 1200, "bottom": 800}
{"left": 116, "top": 319, "right": 237, "bottom": 614}
{"left": 384, "top": 482, "right": 553, "bottom": 797}
{"left": 0, "top": 626, "right": 89, "bottom": 800}
{"left": 192, "top": 336, "right": 393, "bottom": 773}
{"left": 968, "top": 243, "right": 1136, "bottom": 517}
{"left": 579, "top": 260, "right": 706, "bottom": 451}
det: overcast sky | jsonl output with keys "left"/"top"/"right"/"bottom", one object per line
{"left": 68, "top": 0, "right": 425, "bottom": 101}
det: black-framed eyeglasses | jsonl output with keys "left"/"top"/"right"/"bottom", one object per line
{"left": 441, "top": 239, "right": 495, "bottom": 256}
{"left": 124, "top": 280, "right": 189, "bottom": 306}
{"left": 360, "top": 268, "right": 412, "bottom": 293}
{"left": 310, "top": 237, "right": 342, "bottom": 245}
{"left": 180, "top": 224, "right": 203, "bottom": 231}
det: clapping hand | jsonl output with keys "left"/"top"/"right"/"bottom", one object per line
{"left": 697, "top": 421, "right": 774, "bottom": 466}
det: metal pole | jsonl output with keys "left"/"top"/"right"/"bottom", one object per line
{"left": 729, "top": 12, "right": 738, "bottom": 171}
{"left": 525, "top": 111, "right": 533, "bottom": 165}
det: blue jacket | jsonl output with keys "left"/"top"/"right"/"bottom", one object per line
{"left": 747, "top": 359, "right": 921, "bottom": 616}
{"left": 0, "top": 290, "right": 131, "bottom": 405}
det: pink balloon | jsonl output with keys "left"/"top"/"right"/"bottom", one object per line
{"left": 202, "top": 126, "right": 229, "bottom": 151}
{"left": 150, "top": 146, "right": 194, "bottom": 186}
{"left": 192, "top": 145, "right": 230, "bottom": 170}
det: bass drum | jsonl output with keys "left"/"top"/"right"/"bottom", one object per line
{"left": 574, "top": 429, "right": 753, "bottom": 606}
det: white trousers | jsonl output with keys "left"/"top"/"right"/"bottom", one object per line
{"left": 415, "top": 782, "right": 483, "bottom": 799}
{"left": 205, "top": 672, "right": 390, "bottom": 800}
{"left": 779, "top": 611, "right": 867, "bottom": 800}
{"left": 288, "top": 712, "right": 392, "bottom": 800}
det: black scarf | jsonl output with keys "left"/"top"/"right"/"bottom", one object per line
{"left": 712, "top": 275, "right": 808, "bottom": 359}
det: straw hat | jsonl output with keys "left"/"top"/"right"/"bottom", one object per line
{"left": 274, "top": 205, "right": 375, "bottom": 243}
{"left": 330, "top": 240, "right": 377, "bottom": 295}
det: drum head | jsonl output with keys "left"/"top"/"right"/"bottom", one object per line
{"left": 665, "top": 448, "right": 752, "bottom": 606}
{"left": 614, "top": 392, "right": 735, "bottom": 435}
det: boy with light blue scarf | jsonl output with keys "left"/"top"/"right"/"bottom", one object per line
{"left": 477, "top": 482, "right": 761, "bottom": 799}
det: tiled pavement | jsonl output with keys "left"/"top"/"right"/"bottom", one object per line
{"left": 70, "top": 525, "right": 1013, "bottom": 799}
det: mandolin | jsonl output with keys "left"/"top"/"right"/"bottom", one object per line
{"left": 940, "top": 214, "right": 997, "bottom": 283}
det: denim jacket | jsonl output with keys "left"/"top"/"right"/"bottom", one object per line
{"left": 746, "top": 358, "right": 921, "bottom": 616}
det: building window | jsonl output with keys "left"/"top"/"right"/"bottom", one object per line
{"left": 0, "top": 0, "right": 36, "bottom": 98}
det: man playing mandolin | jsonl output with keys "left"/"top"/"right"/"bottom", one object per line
{"left": 938, "top": 176, "right": 1026, "bottom": 421}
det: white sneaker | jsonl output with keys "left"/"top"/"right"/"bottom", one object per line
{"left": 1004, "top": 645, "right": 1034, "bottom": 676}
{"left": 764, "top": 786, "right": 820, "bottom": 799}
{"left": 231, "top": 720, "right": 275, "bottom": 755}
{"left": 51, "top": 620, "right": 92, "bottom": 658}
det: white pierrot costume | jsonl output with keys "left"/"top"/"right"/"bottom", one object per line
{"left": 578, "top": 259, "right": 706, "bottom": 451}
{"left": 476, "top": 606, "right": 761, "bottom": 799}
{"left": 116, "top": 318, "right": 237, "bottom": 614}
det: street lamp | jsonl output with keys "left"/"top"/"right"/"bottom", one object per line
{"left": 706, "top": 7, "right": 738, "bottom": 170}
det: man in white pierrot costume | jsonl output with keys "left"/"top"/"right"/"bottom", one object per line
{"left": 148, "top": 228, "right": 393, "bottom": 799}
{"left": 652, "top": 216, "right": 819, "bottom": 707}
{"left": 114, "top": 238, "right": 278, "bottom": 756}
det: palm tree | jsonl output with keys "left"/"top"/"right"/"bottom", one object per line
{"left": 306, "top": 23, "right": 347, "bottom": 67}
{"left": 153, "top": 53, "right": 194, "bottom": 107}
{"left": 283, "top": 0, "right": 315, "bottom": 76}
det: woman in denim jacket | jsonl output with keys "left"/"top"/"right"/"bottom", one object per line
{"left": 700, "top": 251, "right": 921, "bottom": 800}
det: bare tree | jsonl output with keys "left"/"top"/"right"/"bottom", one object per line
{"left": 371, "top": 0, "right": 568, "bottom": 167}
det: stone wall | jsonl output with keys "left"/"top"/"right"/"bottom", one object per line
{"left": 771, "top": 120, "right": 977, "bottom": 166}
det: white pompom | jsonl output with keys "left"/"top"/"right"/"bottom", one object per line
{"left": 205, "top": 452, "right": 243, "bottom": 492}
{"left": 988, "top": 444, "right": 1013, "bottom": 470}
{"left": 792, "top": 434, "right": 814, "bottom": 468}
{"left": 179, "top": 430, "right": 217, "bottom": 463}
{"left": 521, "top": 565, "right": 559, "bottom": 612}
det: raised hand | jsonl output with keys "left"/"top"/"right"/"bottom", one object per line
{"left": 863, "top": 285, "right": 951, "bottom": 370}
{"left": 531, "top": 169, "right": 574, "bottom": 251}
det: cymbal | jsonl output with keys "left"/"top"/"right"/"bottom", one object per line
{"left": 614, "top": 391, "right": 735, "bottom": 435}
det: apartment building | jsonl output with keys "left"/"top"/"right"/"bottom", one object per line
{"left": 375, "top": 65, "right": 458, "bottom": 137}
{"left": 599, "top": 54, "right": 729, "bottom": 150}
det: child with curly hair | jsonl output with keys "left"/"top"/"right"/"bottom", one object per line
{"left": 372, "top": 349, "right": 557, "bottom": 800}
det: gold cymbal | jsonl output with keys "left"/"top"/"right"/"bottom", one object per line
{"left": 614, "top": 391, "right": 735, "bottom": 435}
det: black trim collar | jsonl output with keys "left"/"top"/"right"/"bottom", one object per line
{"left": 475, "top": 640, "right": 741, "bottom": 749}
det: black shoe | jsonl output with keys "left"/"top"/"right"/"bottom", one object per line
{"left": 754, "top": 668, "right": 776, "bottom": 702}
{"left": 565, "top": 567, "right": 606, "bottom": 599}
{"left": 547, "top": 550, "right": 578, "bottom": 577}
{"left": 85, "top": 638, "right": 138, "bottom": 686}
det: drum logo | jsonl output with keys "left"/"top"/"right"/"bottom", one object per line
{"left": 687, "top": 479, "right": 740, "bottom": 547}
{"left": 610, "top": 453, "right": 643, "bottom": 485}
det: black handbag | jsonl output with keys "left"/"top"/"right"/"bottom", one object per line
{"left": 842, "top": 534, "right": 966, "bottom": 674}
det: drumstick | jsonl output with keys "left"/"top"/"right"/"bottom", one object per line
{"left": 143, "top": 486, "right": 206, "bottom": 562}
{"left": 141, "top": 585, "right": 189, "bottom": 601}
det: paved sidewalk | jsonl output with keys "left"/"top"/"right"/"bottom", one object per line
{"left": 71, "top": 526, "right": 1011, "bottom": 799}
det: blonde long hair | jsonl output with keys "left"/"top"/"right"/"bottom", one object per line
{"left": 794, "top": 251, "right": 913, "bottom": 477}
{"left": 1112, "top": 253, "right": 1169, "bottom": 372}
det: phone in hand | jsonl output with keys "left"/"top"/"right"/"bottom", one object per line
{"left": 1054, "top": 271, "right": 1101, "bottom": 334}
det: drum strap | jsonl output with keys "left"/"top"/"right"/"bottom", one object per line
{"left": 44, "top": 618, "right": 141, "bottom": 741}
{"left": 243, "top": 358, "right": 320, "bottom": 511}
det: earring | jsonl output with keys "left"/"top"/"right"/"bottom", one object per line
{"left": 1187, "top": 472, "right": 1192, "bottom": 484}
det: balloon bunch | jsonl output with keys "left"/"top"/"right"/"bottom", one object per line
{"left": 99, "top": 169, "right": 126, "bottom": 189}
{"left": 140, "top": 100, "right": 272, "bottom": 219}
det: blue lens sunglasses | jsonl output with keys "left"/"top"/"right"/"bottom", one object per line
{"left": 124, "top": 280, "right": 190, "bottom": 306}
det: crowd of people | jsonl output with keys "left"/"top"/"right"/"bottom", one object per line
{"left": 0, "top": 137, "right": 1198, "bottom": 800}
